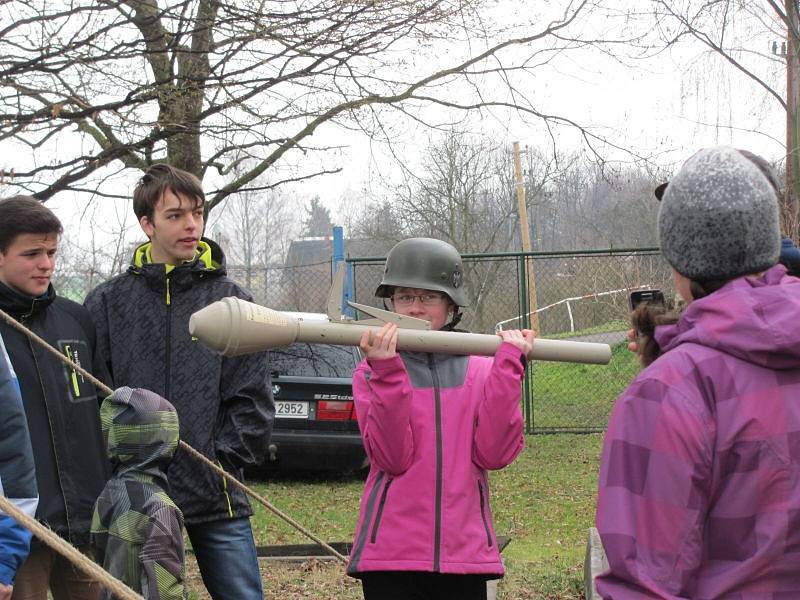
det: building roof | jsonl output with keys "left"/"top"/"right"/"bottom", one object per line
{"left": 284, "top": 236, "right": 392, "bottom": 267}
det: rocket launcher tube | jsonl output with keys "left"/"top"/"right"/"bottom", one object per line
{"left": 189, "top": 296, "right": 613, "bottom": 365}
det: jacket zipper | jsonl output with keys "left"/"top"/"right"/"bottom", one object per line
{"left": 164, "top": 272, "right": 235, "bottom": 514}
{"left": 369, "top": 477, "right": 393, "bottom": 543}
{"left": 164, "top": 276, "right": 172, "bottom": 399}
{"left": 478, "top": 480, "right": 493, "bottom": 548}
{"left": 346, "top": 471, "right": 386, "bottom": 572}
{"left": 26, "top": 321, "right": 73, "bottom": 541}
{"left": 428, "top": 353, "right": 443, "bottom": 572}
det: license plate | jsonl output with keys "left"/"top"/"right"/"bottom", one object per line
{"left": 275, "top": 401, "right": 309, "bottom": 419}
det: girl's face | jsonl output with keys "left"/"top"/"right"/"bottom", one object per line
{"left": 390, "top": 287, "right": 453, "bottom": 330}
{"left": 672, "top": 268, "right": 694, "bottom": 303}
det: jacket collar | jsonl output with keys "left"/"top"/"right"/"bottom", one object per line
{"left": 0, "top": 280, "right": 56, "bottom": 319}
{"left": 128, "top": 237, "right": 226, "bottom": 282}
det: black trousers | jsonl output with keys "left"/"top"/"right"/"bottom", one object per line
{"left": 360, "top": 571, "right": 490, "bottom": 600}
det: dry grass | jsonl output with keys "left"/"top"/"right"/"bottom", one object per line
{"left": 185, "top": 556, "right": 362, "bottom": 600}
{"left": 183, "top": 433, "right": 604, "bottom": 599}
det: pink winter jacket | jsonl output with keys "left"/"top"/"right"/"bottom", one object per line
{"left": 346, "top": 342, "right": 526, "bottom": 577}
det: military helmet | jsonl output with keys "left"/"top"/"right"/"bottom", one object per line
{"left": 375, "top": 238, "right": 467, "bottom": 306}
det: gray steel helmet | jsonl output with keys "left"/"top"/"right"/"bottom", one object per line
{"left": 375, "top": 238, "right": 467, "bottom": 306}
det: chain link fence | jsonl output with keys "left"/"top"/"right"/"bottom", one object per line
{"left": 54, "top": 248, "right": 672, "bottom": 434}
{"left": 53, "top": 261, "right": 338, "bottom": 310}
{"left": 350, "top": 248, "right": 672, "bottom": 434}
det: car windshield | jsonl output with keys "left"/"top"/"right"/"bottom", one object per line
{"left": 268, "top": 343, "right": 358, "bottom": 378}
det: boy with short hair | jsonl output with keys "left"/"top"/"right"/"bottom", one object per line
{"left": 0, "top": 195, "right": 108, "bottom": 599}
{"left": 92, "top": 387, "right": 186, "bottom": 600}
{"left": 85, "top": 165, "right": 274, "bottom": 599}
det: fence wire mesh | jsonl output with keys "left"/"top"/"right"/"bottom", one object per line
{"left": 350, "top": 248, "right": 671, "bottom": 434}
{"left": 53, "top": 247, "right": 671, "bottom": 434}
{"left": 53, "top": 261, "right": 338, "bottom": 310}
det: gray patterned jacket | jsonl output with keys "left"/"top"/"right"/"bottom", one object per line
{"left": 85, "top": 239, "right": 275, "bottom": 524}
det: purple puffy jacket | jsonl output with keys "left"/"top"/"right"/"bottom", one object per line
{"left": 597, "top": 265, "right": 800, "bottom": 598}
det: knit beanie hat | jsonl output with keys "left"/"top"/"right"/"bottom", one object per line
{"left": 657, "top": 146, "right": 780, "bottom": 281}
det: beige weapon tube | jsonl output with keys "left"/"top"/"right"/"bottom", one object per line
{"left": 189, "top": 297, "right": 613, "bottom": 365}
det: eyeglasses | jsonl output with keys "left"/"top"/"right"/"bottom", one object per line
{"left": 392, "top": 293, "right": 446, "bottom": 306}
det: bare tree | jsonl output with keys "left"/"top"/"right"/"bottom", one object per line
{"left": 343, "top": 130, "right": 667, "bottom": 330}
{"left": 0, "top": 0, "right": 629, "bottom": 213}
{"left": 348, "top": 130, "right": 527, "bottom": 330}
{"left": 53, "top": 204, "right": 137, "bottom": 299}
{"left": 392, "top": 131, "right": 520, "bottom": 252}
{"left": 540, "top": 158, "right": 661, "bottom": 250}
{"left": 214, "top": 181, "right": 296, "bottom": 300}
{"left": 641, "top": 1, "right": 796, "bottom": 234}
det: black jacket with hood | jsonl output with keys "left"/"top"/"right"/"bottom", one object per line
{"left": 84, "top": 238, "right": 274, "bottom": 524}
{"left": 0, "top": 281, "right": 109, "bottom": 547}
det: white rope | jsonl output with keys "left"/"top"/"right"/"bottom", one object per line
{"left": 495, "top": 284, "right": 653, "bottom": 331}
{"left": 0, "top": 307, "right": 348, "bottom": 566}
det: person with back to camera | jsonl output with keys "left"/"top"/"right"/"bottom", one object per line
{"left": 91, "top": 387, "right": 186, "bottom": 600}
{"left": 630, "top": 148, "right": 798, "bottom": 361}
{"left": 345, "top": 238, "right": 535, "bottom": 600}
{"left": 596, "top": 146, "right": 800, "bottom": 598}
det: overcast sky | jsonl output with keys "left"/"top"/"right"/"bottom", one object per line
{"left": 6, "top": 1, "right": 787, "bottom": 249}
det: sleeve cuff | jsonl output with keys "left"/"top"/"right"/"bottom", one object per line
{"left": 495, "top": 342, "right": 527, "bottom": 372}
{"left": 366, "top": 354, "right": 405, "bottom": 373}
{"left": 0, "top": 562, "right": 15, "bottom": 586}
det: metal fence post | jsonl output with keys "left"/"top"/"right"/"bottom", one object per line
{"left": 332, "top": 226, "right": 354, "bottom": 317}
{"left": 516, "top": 254, "right": 534, "bottom": 434}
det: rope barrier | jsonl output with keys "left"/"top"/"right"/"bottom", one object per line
{"left": 495, "top": 284, "right": 653, "bottom": 330}
{"left": 0, "top": 495, "right": 144, "bottom": 600}
{"left": 0, "top": 306, "right": 348, "bottom": 567}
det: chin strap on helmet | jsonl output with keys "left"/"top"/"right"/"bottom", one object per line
{"left": 440, "top": 308, "right": 464, "bottom": 332}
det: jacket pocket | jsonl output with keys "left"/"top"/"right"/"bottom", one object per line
{"left": 369, "top": 477, "right": 394, "bottom": 543}
{"left": 478, "top": 480, "right": 493, "bottom": 548}
{"left": 215, "top": 460, "right": 236, "bottom": 518}
{"left": 57, "top": 340, "right": 95, "bottom": 403}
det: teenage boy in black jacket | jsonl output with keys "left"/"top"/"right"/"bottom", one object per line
{"left": 0, "top": 196, "right": 108, "bottom": 599}
{"left": 85, "top": 165, "right": 274, "bottom": 600}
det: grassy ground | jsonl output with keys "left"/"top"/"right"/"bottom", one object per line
{"left": 185, "top": 433, "right": 605, "bottom": 599}
{"left": 547, "top": 320, "right": 629, "bottom": 340}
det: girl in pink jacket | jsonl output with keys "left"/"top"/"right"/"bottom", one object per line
{"left": 346, "top": 238, "right": 533, "bottom": 600}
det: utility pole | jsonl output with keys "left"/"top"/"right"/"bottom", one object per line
{"left": 786, "top": 0, "right": 800, "bottom": 239}
{"left": 512, "top": 142, "right": 540, "bottom": 331}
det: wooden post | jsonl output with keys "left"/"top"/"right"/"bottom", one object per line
{"left": 512, "top": 142, "right": 540, "bottom": 331}
{"left": 786, "top": 0, "right": 800, "bottom": 239}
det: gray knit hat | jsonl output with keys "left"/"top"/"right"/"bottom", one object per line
{"left": 658, "top": 146, "right": 780, "bottom": 281}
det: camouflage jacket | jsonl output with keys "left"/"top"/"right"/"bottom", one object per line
{"left": 92, "top": 387, "right": 186, "bottom": 599}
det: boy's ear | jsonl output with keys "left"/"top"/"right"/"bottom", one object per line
{"left": 139, "top": 215, "right": 154, "bottom": 238}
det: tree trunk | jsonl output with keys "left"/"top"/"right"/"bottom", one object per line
{"left": 786, "top": 0, "right": 800, "bottom": 239}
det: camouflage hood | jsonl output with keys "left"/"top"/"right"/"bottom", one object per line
{"left": 101, "top": 387, "right": 180, "bottom": 484}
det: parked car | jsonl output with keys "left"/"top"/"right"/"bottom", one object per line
{"left": 258, "top": 338, "right": 366, "bottom": 472}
